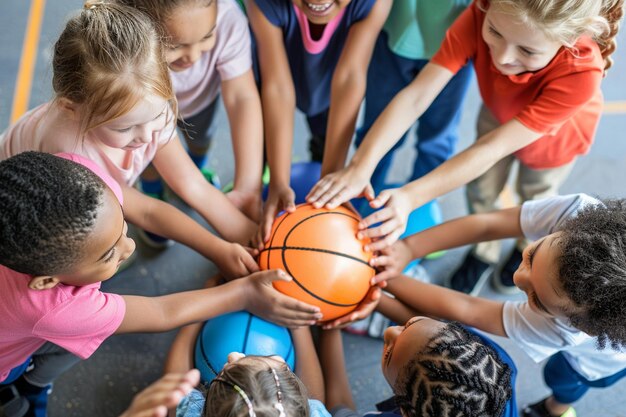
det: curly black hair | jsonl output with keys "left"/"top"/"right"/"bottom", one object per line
{"left": 394, "top": 322, "right": 512, "bottom": 417}
{"left": 557, "top": 199, "right": 626, "bottom": 349}
{"left": 0, "top": 152, "right": 106, "bottom": 276}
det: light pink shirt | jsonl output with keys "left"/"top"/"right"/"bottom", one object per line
{"left": 0, "top": 265, "right": 125, "bottom": 383}
{"left": 0, "top": 102, "right": 176, "bottom": 186}
{"left": 171, "top": 0, "right": 252, "bottom": 118}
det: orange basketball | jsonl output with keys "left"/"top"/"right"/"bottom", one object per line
{"left": 258, "top": 204, "right": 375, "bottom": 321}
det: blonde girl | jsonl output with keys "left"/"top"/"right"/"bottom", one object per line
{"left": 0, "top": 1, "right": 259, "bottom": 279}
{"left": 307, "top": 0, "right": 624, "bottom": 293}
{"left": 119, "top": 0, "right": 265, "bottom": 223}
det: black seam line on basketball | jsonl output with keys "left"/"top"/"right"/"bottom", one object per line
{"left": 265, "top": 212, "right": 290, "bottom": 269}
{"left": 259, "top": 246, "right": 373, "bottom": 268}
{"left": 199, "top": 322, "right": 220, "bottom": 377}
{"left": 243, "top": 314, "right": 252, "bottom": 353}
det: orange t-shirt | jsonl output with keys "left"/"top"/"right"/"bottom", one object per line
{"left": 431, "top": 1, "right": 604, "bottom": 169}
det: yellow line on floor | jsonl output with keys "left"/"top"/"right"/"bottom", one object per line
{"left": 604, "top": 101, "right": 626, "bottom": 114}
{"left": 10, "top": 0, "right": 46, "bottom": 124}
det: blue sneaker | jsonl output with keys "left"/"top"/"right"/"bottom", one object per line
{"left": 14, "top": 376, "right": 52, "bottom": 417}
{"left": 0, "top": 384, "right": 29, "bottom": 417}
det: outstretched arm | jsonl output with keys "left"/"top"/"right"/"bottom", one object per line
{"left": 321, "top": 0, "right": 391, "bottom": 176}
{"left": 307, "top": 62, "right": 454, "bottom": 207}
{"left": 247, "top": 0, "right": 297, "bottom": 248}
{"left": 371, "top": 207, "right": 523, "bottom": 283}
{"left": 291, "top": 327, "right": 324, "bottom": 402}
{"left": 222, "top": 70, "right": 264, "bottom": 222}
{"left": 384, "top": 275, "right": 506, "bottom": 337}
{"left": 318, "top": 329, "right": 355, "bottom": 411}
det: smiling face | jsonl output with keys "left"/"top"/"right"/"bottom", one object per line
{"left": 89, "top": 94, "right": 169, "bottom": 151}
{"left": 54, "top": 187, "right": 136, "bottom": 286}
{"left": 513, "top": 232, "right": 578, "bottom": 318}
{"left": 482, "top": 4, "right": 563, "bottom": 75}
{"left": 164, "top": 2, "right": 217, "bottom": 72}
{"left": 291, "top": 0, "right": 352, "bottom": 25}
{"left": 381, "top": 317, "right": 447, "bottom": 387}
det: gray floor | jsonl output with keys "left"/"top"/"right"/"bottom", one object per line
{"left": 2, "top": 2, "right": 626, "bottom": 416}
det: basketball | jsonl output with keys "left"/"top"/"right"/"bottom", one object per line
{"left": 259, "top": 204, "right": 375, "bottom": 321}
{"left": 194, "top": 311, "right": 295, "bottom": 383}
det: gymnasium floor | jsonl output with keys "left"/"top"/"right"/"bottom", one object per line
{"left": 1, "top": 1, "right": 626, "bottom": 416}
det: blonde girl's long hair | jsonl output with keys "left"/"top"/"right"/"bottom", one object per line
{"left": 487, "top": 0, "right": 625, "bottom": 73}
{"left": 52, "top": 1, "right": 177, "bottom": 133}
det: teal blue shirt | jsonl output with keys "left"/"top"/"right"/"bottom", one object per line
{"left": 383, "top": 0, "right": 471, "bottom": 59}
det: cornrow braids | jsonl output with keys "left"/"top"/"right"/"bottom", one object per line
{"left": 395, "top": 323, "right": 512, "bottom": 417}
{"left": 0, "top": 152, "right": 106, "bottom": 276}
{"left": 556, "top": 199, "right": 626, "bottom": 349}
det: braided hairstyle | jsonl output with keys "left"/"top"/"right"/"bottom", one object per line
{"left": 394, "top": 323, "right": 512, "bottom": 417}
{"left": 0, "top": 152, "right": 106, "bottom": 276}
{"left": 556, "top": 199, "right": 626, "bottom": 349}
{"left": 204, "top": 357, "right": 310, "bottom": 417}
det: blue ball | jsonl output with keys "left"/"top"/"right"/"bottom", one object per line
{"left": 194, "top": 311, "right": 296, "bottom": 384}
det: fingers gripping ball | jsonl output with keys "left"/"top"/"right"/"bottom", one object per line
{"left": 259, "top": 204, "right": 375, "bottom": 321}
{"left": 194, "top": 311, "right": 295, "bottom": 384}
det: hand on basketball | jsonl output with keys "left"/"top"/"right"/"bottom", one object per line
{"left": 226, "top": 188, "right": 263, "bottom": 223}
{"left": 359, "top": 187, "right": 412, "bottom": 252}
{"left": 119, "top": 369, "right": 200, "bottom": 417}
{"left": 370, "top": 240, "right": 414, "bottom": 285}
{"left": 216, "top": 242, "right": 259, "bottom": 280}
{"left": 322, "top": 286, "right": 382, "bottom": 329}
{"left": 244, "top": 269, "right": 323, "bottom": 328}
{"left": 256, "top": 184, "right": 296, "bottom": 250}
{"left": 306, "top": 165, "right": 374, "bottom": 209}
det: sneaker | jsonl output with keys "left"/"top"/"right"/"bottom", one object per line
{"left": 523, "top": 398, "right": 577, "bottom": 417}
{"left": 0, "top": 385, "right": 29, "bottom": 417}
{"left": 492, "top": 248, "right": 523, "bottom": 295}
{"left": 13, "top": 377, "right": 52, "bottom": 417}
{"left": 201, "top": 167, "right": 221, "bottom": 189}
{"left": 448, "top": 253, "right": 494, "bottom": 296}
{"left": 137, "top": 228, "right": 175, "bottom": 249}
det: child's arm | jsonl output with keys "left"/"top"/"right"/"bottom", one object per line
{"left": 247, "top": 0, "right": 297, "bottom": 248}
{"left": 115, "top": 270, "right": 322, "bottom": 333}
{"left": 384, "top": 275, "right": 506, "bottom": 337}
{"left": 371, "top": 207, "right": 523, "bottom": 283}
{"left": 119, "top": 370, "right": 200, "bottom": 417}
{"left": 321, "top": 0, "right": 391, "bottom": 176}
{"left": 221, "top": 69, "right": 264, "bottom": 222}
{"left": 318, "top": 329, "right": 355, "bottom": 411}
{"left": 122, "top": 186, "right": 258, "bottom": 279}
{"left": 358, "top": 120, "right": 543, "bottom": 249}
{"left": 163, "top": 323, "right": 203, "bottom": 374}
{"left": 307, "top": 62, "right": 454, "bottom": 206}
{"left": 291, "top": 327, "right": 324, "bottom": 402}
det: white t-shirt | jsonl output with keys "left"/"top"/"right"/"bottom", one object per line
{"left": 171, "top": 0, "right": 252, "bottom": 118}
{"left": 503, "top": 193, "right": 626, "bottom": 381}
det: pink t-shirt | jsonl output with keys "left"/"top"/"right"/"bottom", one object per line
{"left": 0, "top": 102, "right": 176, "bottom": 186}
{"left": 172, "top": 0, "right": 252, "bottom": 118}
{"left": 0, "top": 265, "right": 125, "bottom": 382}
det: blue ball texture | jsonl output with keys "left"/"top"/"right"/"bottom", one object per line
{"left": 194, "top": 311, "right": 295, "bottom": 383}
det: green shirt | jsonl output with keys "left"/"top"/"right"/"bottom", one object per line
{"left": 384, "top": 0, "right": 471, "bottom": 60}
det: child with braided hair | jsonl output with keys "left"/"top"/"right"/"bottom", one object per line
{"left": 319, "top": 318, "right": 516, "bottom": 417}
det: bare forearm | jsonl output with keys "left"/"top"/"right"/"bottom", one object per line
{"left": 376, "top": 295, "right": 419, "bottom": 324}
{"left": 163, "top": 323, "right": 203, "bottom": 374}
{"left": 262, "top": 84, "right": 295, "bottom": 187}
{"left": 292, "top": 327, "right": 324, "bottom": 401}
{"left": 118, "top": 279, "right": 247, "bottom": 334}
{"left": 318, "top": 329, "right": 354, "bottom": 410}
{"left": 321, "top": 73, "right": 366, "bottom": 176}
{"left": 403, "top": 207, "right": 522, "bottom": 259}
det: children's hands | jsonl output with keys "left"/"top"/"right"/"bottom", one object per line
{"left": 322, "top": 286, "right": 382, "bottom": 329}
{"left": 226, "top": 188, "right": 263, "bottom": 223}
{"left": 370, "top": 240, "right": 413, "bottom": 285}
{"left": 119, "top": 369, "right": 200, "bottom": 417}
{"left": 306, "top": 165, "right": 374, "bottom": 209}
{"left": 256, "top": 184, "right": 296, "bottom": 249}
{"left": 216, "top": 243, "right": 260, "bottom": 280}
{"left": 244, "top": 269, "right": 323, "bottom": 327}
{"left": 359, "top": 187, "right": 412, "bottom": 251}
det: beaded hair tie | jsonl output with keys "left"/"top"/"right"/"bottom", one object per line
{"left": 269, "top": 367, "right": 286, "bottom": 417}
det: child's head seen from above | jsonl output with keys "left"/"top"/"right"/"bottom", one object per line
{"left": 205, "top": 353, "right": 309, "bottom": 417}
{"left": 117, "top": 0, "right": 218, "bottom": 72}
{"left": 292, "top": 0, "right": 352, "bottom": 25}
{"left": 481, "top": 0, "right": 623, "bottom": 75}
{"left": 382, "top": 318, "right": 512, "bottom": 417}
{"left": 53, "top": 1, "right": 176, "bottom": 139}
{"left": 0, "top": 152, "right": 135, "bottom": 287}
{"left": 519, "top": 200, "right": 626, "bottom": 349}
